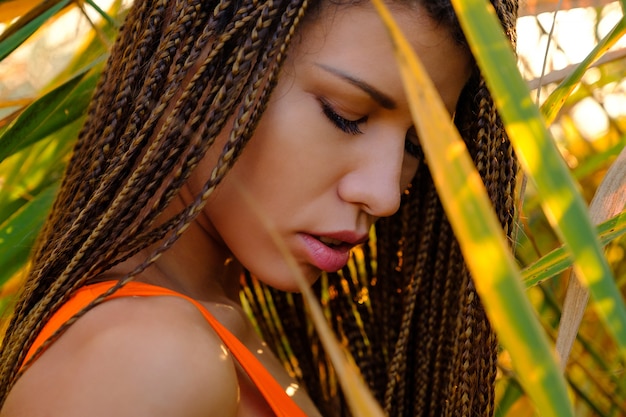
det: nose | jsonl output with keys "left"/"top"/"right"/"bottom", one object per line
{"left": 337, "top": 132, "right": 404, "bottom": 217}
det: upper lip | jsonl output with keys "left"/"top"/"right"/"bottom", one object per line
{"left": 310, "top": 230, "right": 369, "bottom": 246}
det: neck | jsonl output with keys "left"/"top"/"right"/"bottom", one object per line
{"left": 103, "top": 190, "right": 243, "bottom": 304}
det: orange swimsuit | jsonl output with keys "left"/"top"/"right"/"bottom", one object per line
{"left": 23, "top": 281, "right": 308, "bottom": 417}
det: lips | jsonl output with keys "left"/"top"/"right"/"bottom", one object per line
{"left": 318, "top": 236, "right": 344, "bottom": 247}
{"left": 300, "top": 231, "right": 368, "bottom": 272}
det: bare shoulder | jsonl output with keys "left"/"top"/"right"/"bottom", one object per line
{"left": 1, "top": 295, "right": 239, "bottom": 417}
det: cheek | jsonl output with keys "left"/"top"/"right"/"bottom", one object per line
{"left": 247, "top": 95, "right": 338, "bottom": 190}
{"left": 222, "top": 107, "right": 320, "bottom": 218}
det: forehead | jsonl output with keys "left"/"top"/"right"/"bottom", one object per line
{"left": 288, "top": 2, "right": 471, "bottom": 113}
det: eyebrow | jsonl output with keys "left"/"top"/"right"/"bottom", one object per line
{"left": 316, "top": 63, "right": 397, "bottom": 110}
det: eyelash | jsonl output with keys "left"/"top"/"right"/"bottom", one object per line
{"left": 320, "top": 99, "right": 367, "bottom": 135}
{"left": 319, "top": 99, "right": 423, "bottom": 159}
{"left": 404, "top": 139, "right": 423, "bottom": 159}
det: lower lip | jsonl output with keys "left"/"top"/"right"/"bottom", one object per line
{"left": 299, "top": 233, "right": 351, "bottom": 272}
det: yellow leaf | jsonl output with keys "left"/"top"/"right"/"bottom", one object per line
{"left": 0, "top": 0, "right": 39, "bottom": 23}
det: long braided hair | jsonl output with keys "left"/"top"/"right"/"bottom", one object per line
{"left": 244, "top": 2, "right": 519, "bottom": 414}
{"left": 0, "top": 0, "right": 519, "bottom": 415}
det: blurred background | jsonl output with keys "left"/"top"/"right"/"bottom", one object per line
{"left": 0, "top": 0, "right": 624, "bottom": 415}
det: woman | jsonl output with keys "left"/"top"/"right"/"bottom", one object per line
{"left": 0, "top": 0, "right": 519, "bottom": 415}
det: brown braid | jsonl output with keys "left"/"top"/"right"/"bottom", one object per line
{"left": 0, "top": 0, "right": 310, "bottom": 402}
{"left": 0, "top": 0, "right": 519, "bottom": 416}
{"left": 246, "top": 1, "right": 519, "bottom": 416}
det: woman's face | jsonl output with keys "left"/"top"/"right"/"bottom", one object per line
{"left": 195, "top": 2, "right": 471, "bottom": 291}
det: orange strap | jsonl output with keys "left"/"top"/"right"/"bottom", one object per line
{"left": 23, "top": 281, "right": 307, "bottom": 417}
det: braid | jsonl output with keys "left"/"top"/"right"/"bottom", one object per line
{"left": 426, "top": 220, "right": 456, "bottom": 417}
{"left": 246, "top": 0, "right": 518, "bottom": 415}
{"left": 0, "top": 0, "right": 310, "bottom": 404}
{"left": 383, "top": 184, "right": 438, "bottom": 415}
{"left": 1, "top": 3, "right": 218, "bottom": 384}
{"left": 0, "top": 1, "right": 519, "bottom": 416}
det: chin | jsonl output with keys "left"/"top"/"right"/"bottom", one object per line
{"left": 255, "top": 265, "right": 322, "bottom": 293}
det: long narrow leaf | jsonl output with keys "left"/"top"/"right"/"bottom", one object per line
{"left": 371, "top": 1, "right": 573, "bottom": 416}
{"left": 83, "top": 0, "right": 116, "bottom": 28}
{"left": 522, "top": 210, "right": 626, "bottom": 287}
{"left": 0, "top": 0, "right": 71, "bottom": 61}
{"left": 541, "top": 17, "right": 626, "bottom": 125}
{"left": 557, "top": 146, "right": 626, "bottom": 369}
{"left": 494, "top": 379, "right": 524, "bottom": 417}
{"left": 452, "top": 0, "right": 626, "bottom": 361}
{"left": 0, "top": 61, "right": 103, "bottom": 163}
{"left": 573, "top": 136, "right": 626, "bottom": 180}
{"left": 0, "top": 184, "right": 58, "bottom": 287}
{"left": 0, "top": 0, "right": 38, "bottom": 23}
{"left": 0, "top": 117, "right": 81, "bottom": 223}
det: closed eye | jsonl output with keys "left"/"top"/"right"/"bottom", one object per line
{"left": 405, "top": 128, "right": 423, "bottom": 159}
{"left": 319, "top": 98, "right": 368, "bottom": 135}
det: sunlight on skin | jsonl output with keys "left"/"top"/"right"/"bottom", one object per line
{"left": 1, "top": 2, "right": 621, "bottom": 415}
{"left": 286, "top": 383, "right": 299, "bottom": 397}
{"left": 220, "top": 345, "right": 229, "bottom": 361}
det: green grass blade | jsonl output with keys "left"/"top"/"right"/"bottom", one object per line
{"left": 83, "top": 0, "right": 116, "bottom": 28}
{"left": 0, "top": 150, "right": 32, "bottom": 220}
{"left": 371, "top": 1, "right": 573, "bottom": 416}
{"left": 0, "top": 61, "right": 103, "bottom": 163}
{"left": 451, "top": 0, "right": 626, "bottom": 361}
{"left": 0, "top": 0, "right": 71, "bottom": 61}
{"left": 541, "top": 18, "right": 626, "bottom": 126}
{"left": 535, "top": 285, "right": 626, "bottom": 416}
{"left": 0, "top": 117, "right": 81, "bottom": 223}
{"left": 522, "top": 210, "right": 626, "bottom": 287}
{"left": 0, "top": 118, "right": 82, "bottom": 297}
{"left": 0, "top": 184, "right": 58, "bottom": 287}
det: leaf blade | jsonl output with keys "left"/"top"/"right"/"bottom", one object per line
{"left": 522, "top": 211, "right": 626, "bottom": 287}
{"left": 452, "top": 0, "right": 626, "bottom": 364}
{"left": 0, "top": 184, "right": 58, "bottom": 287}
{"left": 371, "top": 1, "right": 574, "bottom": 416}
{"left": 0, "top": 0, "right": 71, "bottom": 61}
{"left": 0, "top": 61, "right": 103, "bottom": 163}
